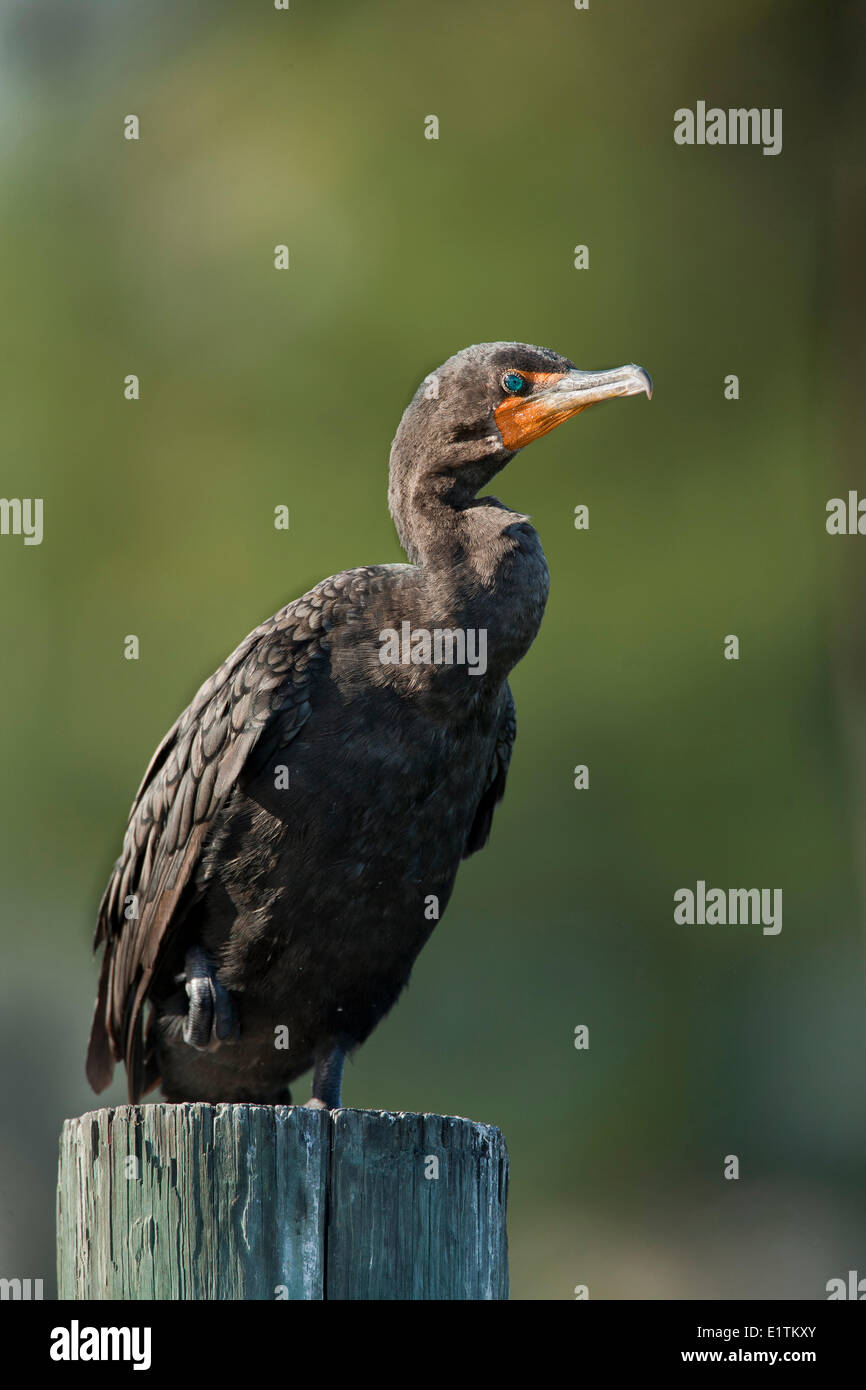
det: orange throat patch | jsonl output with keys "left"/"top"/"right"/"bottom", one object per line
{"left": 494, "top": 371, "right": 586, "bottom": 449}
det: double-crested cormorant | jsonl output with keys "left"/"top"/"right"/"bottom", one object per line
{"left": 86, "top": 343, "right": 651, "bottom": 1107}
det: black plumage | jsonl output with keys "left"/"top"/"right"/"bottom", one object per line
{"left": 87, "top": 342, "right": 650, "bottom": 1106}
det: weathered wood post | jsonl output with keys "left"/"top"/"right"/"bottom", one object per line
{"left": 57, "top": 1105, "right": 509, "bottom": 1299}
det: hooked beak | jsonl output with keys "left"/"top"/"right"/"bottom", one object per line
{"left": 495, "top": 363, "right": 652, "bottom": 450}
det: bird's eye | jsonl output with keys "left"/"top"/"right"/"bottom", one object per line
{"left": 502, "top": 372, "right": 526, "bottom": 394}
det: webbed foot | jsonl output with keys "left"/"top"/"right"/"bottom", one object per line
{"left": 181, "top": 947, "right": 239, "bottom": 1051}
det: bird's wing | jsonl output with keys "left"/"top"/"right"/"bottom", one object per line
{"left": 463, "top": 684, "right": 516, "bottom": 857}
{"left": 86, "top": 567, "right": 402, "bottom": 1100}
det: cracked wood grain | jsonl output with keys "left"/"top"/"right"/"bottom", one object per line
{"left": 57, "top": 1105, "right": 508, "bottom": 1300}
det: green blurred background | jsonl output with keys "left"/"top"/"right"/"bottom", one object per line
{"left": 1, "top": 0, "right": 863, "bottom": 1299}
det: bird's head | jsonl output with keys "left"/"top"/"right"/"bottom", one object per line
{"left": 388, "top": 342, "right": 651, "bottom": 556}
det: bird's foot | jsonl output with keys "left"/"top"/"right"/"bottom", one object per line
{"left": 305, "top": 1043, "right": 347, "bottom": 1109}
{"left": 181, "top": 947, "right": 239, "bottom": 1051}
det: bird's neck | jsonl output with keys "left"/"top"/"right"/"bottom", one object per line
{"left": 389, "top": 469, "right": 509, "bottom": 568}
{"left": 389, "top": 477, "right": 550, "bottom": 683}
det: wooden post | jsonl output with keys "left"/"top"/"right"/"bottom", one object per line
{"left": 56, "top": 1105, "right": 509, "bottom": 1300}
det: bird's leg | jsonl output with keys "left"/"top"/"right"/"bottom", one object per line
{"left": 182, "top": 946, "right": 239, "bottom": 1050}
{"left": 305, "top": 1043, "right": 346, "bottom": 1110}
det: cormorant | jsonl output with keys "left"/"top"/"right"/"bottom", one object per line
{"left": 86, "top": 342, "right": 651, "bottom": 1107}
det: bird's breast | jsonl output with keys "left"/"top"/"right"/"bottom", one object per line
{"left": 200, "top": 683, "right": 502, "bottom": 1029}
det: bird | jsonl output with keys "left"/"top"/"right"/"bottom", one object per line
{"left": 86, "top": 342, "right": 651, "bottom": 1108}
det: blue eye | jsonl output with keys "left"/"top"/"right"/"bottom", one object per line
{"left": 502, "top": 372, "right": 525, "bottom": 394}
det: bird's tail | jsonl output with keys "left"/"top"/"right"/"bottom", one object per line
{"left": 85, "top": 950, "right": 115, "bottom": 1093}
